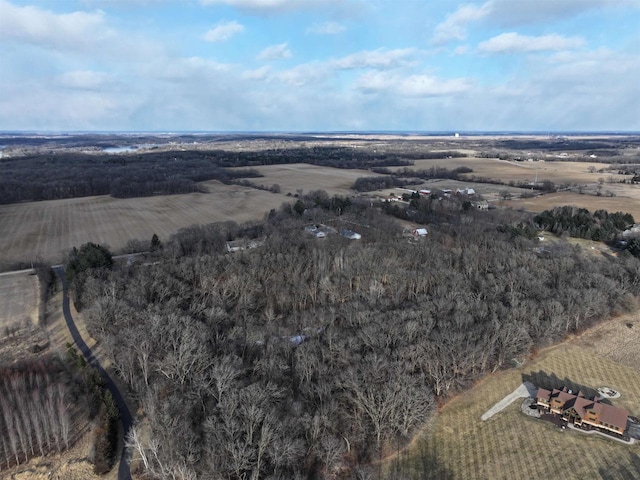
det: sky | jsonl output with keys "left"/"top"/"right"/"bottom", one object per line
{"left": 0, "top": 0, "right": 639, "bottom": 132}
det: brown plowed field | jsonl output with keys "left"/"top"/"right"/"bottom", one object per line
{"left": 0, "top": 182, "right": 285, "bottom": 265}
{"left": 500, "top": 191, "right": 640, "bottom": 220}
{"left": 228, "top": 163, "right": 378, "bottom": 195}
{"left": 397, "top": 158, "right": 625, "bottom": 185}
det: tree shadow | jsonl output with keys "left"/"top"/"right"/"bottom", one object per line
{"left": 598, "top": 452, "right": 640, "bottom": 480}
{"left": 386, "top": 435, "right": 453, "bottom": 480}
{"left": 521, "top": 371, "right": 602, "bottom": 402}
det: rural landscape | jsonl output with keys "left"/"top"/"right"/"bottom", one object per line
{"left": 2, "top": 0, "right": 640, "bottom": 478}
{"left": 1, "top": 132, "right": 640, "bottom": 479}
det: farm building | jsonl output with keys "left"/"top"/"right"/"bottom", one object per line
{"left": 226, "top": 239, "right": 262, "bottom": 253}
{"left": 536, "top": 386, "right": 628, "bottom": 435}
{"left": 402, "top": 228, "right": 428, "bottom": 240}
{"left": 419, "top": 189, "right": 431, "bottom": 196}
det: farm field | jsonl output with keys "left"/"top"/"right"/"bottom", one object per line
{"left": 501, "top": 192, "right": 640, "bottom": 220}
{"left": 0, "top": 270, "right": 38, "bottom": 329}
{"left": 392, "top": 315, "right": 640, "bottom": 480}
{"left": 0, "top": 271, "right": 43, "bottom": 365}
{"left": 0, "top": 182, "right": 285, "bottom": 266}
{"left": 396, "top": 158, "right": 625, "bottom": 185}
{"left": 228, "top": 163, "right": 378, "bottom": 195}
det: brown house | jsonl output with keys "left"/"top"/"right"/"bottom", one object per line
{"left": 536, "top": 386, "right": 628, "bottom": 435}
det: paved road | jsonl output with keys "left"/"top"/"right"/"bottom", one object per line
{"left": 54, "top": 267, "right": 133, "bottom": 480}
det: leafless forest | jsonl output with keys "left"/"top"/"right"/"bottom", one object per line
{"left": 0, "top": 362, "right": 74, "bottom": 471}
{"left": 71, "top": 194, "right": 640, "bottom": 479}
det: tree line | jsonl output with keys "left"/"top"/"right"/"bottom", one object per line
{"left": 353, "top": 167, "right": 473, "bottom": 192}
{"left": 0, "top": 362, "right": 73, "bottom": 471}
{"left": 69, "top": 194, "right": 640, "bottom": 479}
{"left": 534, "top": 207, "right": 634, "bottom": 242}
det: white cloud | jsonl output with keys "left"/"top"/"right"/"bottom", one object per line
{"left": 453, "top": 45, "right": 470, "bottom": 55}
{"left": 0, "top": 0, "right": 164, "bottom": 61}
{"left": 432, "top": 0, "right": 638, "bottom": 44}
{"left": 242, "top": 65, "right": 271, "bottom": 81}
{"left": 257, "top": 43, "right": 292, "bottom": 61}
{"left": 486, "top": 0, "right": 638, "bottom": 26}
{"left": 152, "top": 56, "right": 232, "bottom": 82}
{"left": 275, "top": 63, "right": 328, "bottom": 87}
{"left": 307, "top": 21, "right": 346, "bottom": 35}
{"left": 478, "top": 33, "right": 585, "bottom": 54}
{"left": 199, "top": 0, "right": 357, "bottom": 14}
{"left": 356, "top": 71, "right": 473, "bottom": 97}
{"left": 432, "top": 4, "right": 490, "bottom": 45}
{"left": 332, "top": 48, "right": 418, "bottom": 70}
{"left": 202, "top": 20, "right": 245, "bottom": 42}
{"left": 0, "top": 0, "right": 105, "bottom": 51}
{"left": 55, "top": 70, "right": 114, "bottom": 90}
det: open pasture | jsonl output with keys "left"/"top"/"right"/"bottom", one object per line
{"left": 396, "top": 158, "right": 625, "bottom": 186}
{"left": 0, "top": 271, "right": 38, "bottom": 328}
{"left": 228, "top": 163, "right": 378, "bottom": 195}
{"left": 0, "top": 182, "right": 285, "bottom": 266}
{"left": 0, "top": 270, "right": 44, "bottom": 365}
{"left": 393, "top": 318, "right": 640, "bottom": 480}
{"left": 501, "top": 192, "right": 640, "bottom": 221}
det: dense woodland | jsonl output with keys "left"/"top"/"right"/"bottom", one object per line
{"left": 69, "top": 195, "right": 640, "bottom": 480}
{"left": 0, "top": 146, "right": 424, "bottom": 204}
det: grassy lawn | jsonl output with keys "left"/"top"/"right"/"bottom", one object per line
{"left": 390, "top": 336, "right": 640, "bottom": 479}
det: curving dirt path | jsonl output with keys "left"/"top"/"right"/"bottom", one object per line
{"left": 54, "top": 267, "right": 133, "bottom": 480}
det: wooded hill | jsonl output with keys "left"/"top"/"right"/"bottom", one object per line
{"left": 0, "top": 146, "right": 428, "bottom": 204}
{"left": 71, "top": 198, "right": 640, "bottom": 480}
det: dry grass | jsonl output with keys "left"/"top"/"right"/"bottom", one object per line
{"left": 228, "top": 163, "right": 377, "bottom": 196}
{"left": 393, "top": 315, "right": 640, "bottom": 480}
{"left": 0, "top": 182, "right": 285, "bottom": 265}
{"left": 573, "top": 312, "right": 640, "bottom": 372}
{"left": 0, "top": 271, "right": 43, "bottom": 365}
{"left": 2, "top": 428, "right": 116, "bottom": 480}
{"left": 501, "top": 192, "right": 640, "bottom": 220}
{"left": 398, "top": 158, "right": 624, "bottom": 186}
{"left": 0, "top": 271, "right": 38, "bottom": 328}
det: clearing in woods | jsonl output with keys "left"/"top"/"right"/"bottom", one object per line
{"left": 0, "top": 271, "right": 38, "bottom": 328}
{"left": 0, "top": 271, "right": 42, "bottom": 364}
{"left": 397, "top": 158, "right": 625, "bottom": 185}
{"left": 0, "top": 182, "right": 285, "bottom": 266}
{"left": 501, "top": 191, "right": 640, "bottom": 221}
{"left": 227, "top": 163, "right": 380, "bottom": 195}
{"left": 391, "top": 313, "right": 640, "bottom": 480}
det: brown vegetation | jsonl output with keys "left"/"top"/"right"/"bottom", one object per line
{"left": 391, "top": 319, "right": 640, "bottom": 480}
{"left": 503, "top": 192, "right": 640, "bottom": 221}
{"left": 0, "top": 183, "right": 285, "bottom": 266}
{"left": 71, "top": 194, "right": 640, "bottom": 479}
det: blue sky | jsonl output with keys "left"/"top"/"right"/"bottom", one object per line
{"left": 0, "top": 0, "right": 638, "bottom": 131}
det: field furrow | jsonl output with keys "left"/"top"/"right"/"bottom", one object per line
{"left": 0, "top": 184, "right": 284, "bottom": 266}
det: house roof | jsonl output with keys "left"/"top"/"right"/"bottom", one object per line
{"left": 539, "top": 386, "right": 628, "bottom": 431}
{"left": 550, "top": 388, "right": 576, "bottom": 404}
{"left": 536, "top": 387, "right": 551, "bottom": 399}
{"left": 592, "top": 400, "right": 628, "bottom": 430}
